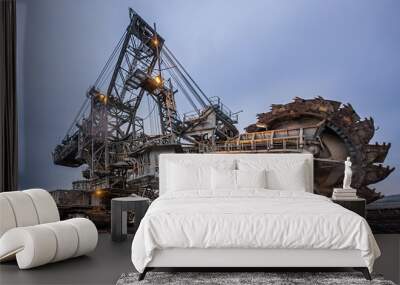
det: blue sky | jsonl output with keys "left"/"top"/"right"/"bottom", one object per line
{"left": 17, "top": 0, "right": 400, "bottom": 195}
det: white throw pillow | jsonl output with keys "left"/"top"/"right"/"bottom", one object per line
{"left": 236, "top": 169, "right": 267, "bottom": 189}
{"left": 238, "top": 159, "right": 308, "bottom": 191}
{"left": 267, "top": 161, "right": 307, "bottom": 191}
{"left": 211, "top": 168, "right": 237, "bottom": 190}
{"left": 167, "top": 160, "right": 236, "bottom": 192}
{"left": 168, "top": 162, "right": 211, "bottom": 191}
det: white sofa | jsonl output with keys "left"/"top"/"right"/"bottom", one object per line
{"left": 0, "top": 189, "right": 98, "bottom": 269}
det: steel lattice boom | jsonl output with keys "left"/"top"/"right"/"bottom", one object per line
{"left": 53, "top": 9, "right": 239, "bottom": 197}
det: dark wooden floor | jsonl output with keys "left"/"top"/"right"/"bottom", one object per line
{"left": 0, "top": 233, "right": 134, "bottom": 285}
{"left": 1, "top": 234, "right": 398, "bottom": 284}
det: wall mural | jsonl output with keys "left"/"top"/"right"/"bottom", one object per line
{"left": 245, "top": 97, "right": 394, "bottom": 203}
{"left": 48, "top": 8, "right": 397, "bottom": 233}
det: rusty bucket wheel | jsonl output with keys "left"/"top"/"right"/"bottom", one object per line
{"left": 246, "top": 97, "right": 394, "bottom": 203}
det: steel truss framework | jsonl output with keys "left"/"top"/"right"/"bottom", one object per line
{"left": 53, "top": 9, "right": 239, "bottom": 195}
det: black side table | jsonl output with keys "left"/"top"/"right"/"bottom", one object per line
{"left": 332, "top": 197, "right": 366, "bottom": 218}
{"left": 111, "top": 196, "right": 150, "bottom": 242}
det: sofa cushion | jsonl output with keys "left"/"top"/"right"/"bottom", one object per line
{"left": 0, "top": 196, "right": 17, "bottom": 237}
{"left": 24, "top": 189, "right": 60, "bottom": 224}
{"left": 42, "top": 221, "right": 79, "bottom": 262}
{"left": 0, "top": 191, "right": 39, "bottom": 227}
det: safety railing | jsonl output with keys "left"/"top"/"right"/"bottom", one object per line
{"left": 212, "top": 126, "right": 319, "bottom": 153}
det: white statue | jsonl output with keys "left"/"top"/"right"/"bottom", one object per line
{"left": 343, "top": 157, "right": 353, "bottom": 189}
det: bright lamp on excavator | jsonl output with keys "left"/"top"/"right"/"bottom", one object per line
{"left": 152, "top": 38, "right": 159, "bottom": 46}
{"left": 154, "top": 75, "right": 162, "bottom": 85}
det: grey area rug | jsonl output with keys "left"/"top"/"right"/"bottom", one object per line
{"left": 116, "top": 272, "right": 396, "bottom": 285}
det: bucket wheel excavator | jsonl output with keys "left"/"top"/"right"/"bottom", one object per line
{"left": 245, "top": 97, "right": 394, "bottom": 203}
{"left": 51, "top": 9, "right": 393, "bottom": 228}
{"left": 52, "top": 9, "right": 239, "bottom": 199}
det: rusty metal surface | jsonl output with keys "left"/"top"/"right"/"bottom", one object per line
{"left": 245, "top": 97, "right": 394, "bottom": 203}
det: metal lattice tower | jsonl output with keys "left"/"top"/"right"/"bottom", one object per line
{"left": 53, "top": 9, "right": 239, "bottom": 196}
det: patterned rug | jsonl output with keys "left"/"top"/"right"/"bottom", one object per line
{"left": 116, "top": 271, "right": 396, "bottom": 285}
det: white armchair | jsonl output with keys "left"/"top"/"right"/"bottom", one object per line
{"left": 0, "top": 189, "right": 98, "bottom": 269}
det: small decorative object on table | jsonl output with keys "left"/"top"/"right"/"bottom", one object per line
{"left": 332, "top": 188, "right": 357, "bottom": 200}
{"left": 331, "top": 157, "right": 366, "bottom": 218}
{"left": 342, "top": 157, "right": 353, "bottom": 190}
{"left": 332, "top": 157, "right": 358, "bottom": 200}
{"left": 111, "top": 195, "right": 150, "bottom": 242}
